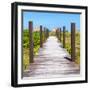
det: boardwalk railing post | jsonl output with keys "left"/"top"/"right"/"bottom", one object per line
{"left": 40, "top": 25, "right": 43, "bottom": 47}
{"left": 45, "top": 27, "right": 47, "bottom": 40}
{"left": 47, "top": 29, "right": 48, "bottom": 38}
{"left": 56, "top": 29, "right": 57, "bottom": 37}
{"left": 56, "top": 28, "right": 59, "bottom": 39}
{"left": 29, "top": 21, "right": 34, "bottom": 63}
{"left": 63, "top": 26, "right": 65, "bottom": 48}
{"left": 44, "top": 27, "right": 46, "bottom": 42}
{"left": 71, "top": 23, "right": 76, "bottom": 61}
{"left": 47, "top": 29, "right": 49, "bottom": 38}
{"left": 60, "top": 28, "right": 61, "bottom": 42}
{"left": 57, "top": 28, "right": 59, "bottom": 39}
{"left": 46, "top": 28, "right": 49, "bottom": 39}
{"left": 58, "top": 28, "right": 60, "bottom": 40}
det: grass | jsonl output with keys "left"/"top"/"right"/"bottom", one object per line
{"left": 23, "top": 30, "right": 80, "bottom": 70}
{"left": 49, "top": 31, "right": 56, "bottom": 36}
{"left": 23, "top": 30, "right": 40, "bottom": 70}
{"left": 23, "top": 30, "right": 46, "bottom": 70}
{"left": 65, "top": 32, "right": 71, "bottom": 54}
{"left": 75, "top": 32, "right": 80, "bottom": 64}
{"left": 23, "top": 48, "right": 29, "bottom": 70}
{"left": 60, "top": 31, "right": 80, "bottom": 64}
{"left": 55, "top": 30, "right": 80, "bottom": 64}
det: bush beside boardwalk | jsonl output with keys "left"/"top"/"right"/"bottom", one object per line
{"left": 60, "top": 31, "right": 80, "bottom": 64}
{"left": 23, "top": 29, "right": 46, "bottom": 70}
{"left": 23, "top": 30, "right": 40, "bottom": 70}
{"left": 23, "top": 30, "right": 80, "bottom": 70}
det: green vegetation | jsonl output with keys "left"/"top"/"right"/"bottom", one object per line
{"left": 23, "top": 29, "right": 80, "bottom": 70}
{"left": 65, "top": 32, "right": 71, "bottom": 54}
{"left": 23, "top": 29, "right": 29, "bottom": 48}
{"left": 23, "top": 48, "right": 29, "bottom": 70}
{"left": 23, "top": 30, "right": 40, "bottom": 70}
{"left": 54, "top": 30, "right": 80, "bottom": 64}
{"left": 23, "top": 29, "right": 46, "bottom": 70}
{"left": 33, "top": 31, "right": 40, "bottom": 55}
{"left": 75, "top": 32, "right": 80, "bottom": 64}
{"left": 49, "top": 31, "right": 56, "bottom": 36}
{"left": 60, "top": 31, "right": 80, "bottom": 64}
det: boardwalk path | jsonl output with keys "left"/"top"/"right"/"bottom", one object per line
{"left": 23, "top": 36, "right": 80, "bottom": 79}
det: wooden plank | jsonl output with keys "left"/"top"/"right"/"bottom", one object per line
{"left": 71, "top": 23, "right": 76, "bottom": 61}
{"left": 29, "top": 21, "right": 34, "bottom": 63}
{"left": 40, "top": 25, "right": 43, "bottom": 47}
{"left": 23, "top": 36, "right": 80, "bottom": 79}
{"left": 63, "top": 26, "right": 65, "bottom": 48}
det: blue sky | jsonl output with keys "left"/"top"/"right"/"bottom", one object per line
{"left": 23, "top": 11, "right": 80, "bottom": 31}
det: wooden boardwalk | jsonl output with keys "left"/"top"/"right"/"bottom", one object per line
{"left": 23, "top": 36, "right": 80, "bottom": 79}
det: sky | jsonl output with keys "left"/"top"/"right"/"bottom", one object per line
{"left": 23, "top": 11, "right": 80, "bottom": 31}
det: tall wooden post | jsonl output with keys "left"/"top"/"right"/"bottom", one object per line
{"left": 47, "top": 29, "right": 49, "bottom": 38}
{"left": 29, "top": 21, "right": 34, "bottom": 63}
{"left": 60, "top": 28, "right": 61, "bottom": 42}
{"left": 71, "top": 23, "right": 76, "bottom": 61}
{"left": 46, "top": 29, "right": 47, "bottom": 39}
{"left": 46, "top": 29, "right": 49, "bottom": 39}
{"left": 56, "top": 29, "right": 58, "bottom": 37}
{"left": 63, "top": 26, "right": 65, "bottom": 48}
{"left": 44, "top": 27, "right": 46, "bottom": 42}
{"left": 40, "top": 25, "right": 43, "bottom": 47}
{"left": 58, "top": 28, "right": 60, "bottom": 39}
{"left": 56, "top": 29, "right": 59, "bottom": 39}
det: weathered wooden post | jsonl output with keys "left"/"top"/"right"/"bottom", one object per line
{"left": 56, "top": 29, "right": 59, "bottom": 39}
{"left": 60, "top": 28, "right": 61, "bottom": 42}
{"left": 57, "top": 29, "right": 58, "bottom": 39}
{"left": 47, "top": 29, "right": 49, "bottom": 38}
{"left": 46, "top": 29, "right": 47, "bottom": 39}
{"left": 29, "top": 21, "right": 34, "bottom": 63}
{"left": 71, "top": 23, "right": 76, "bottom": 61}
{"left": 46, "top": 28, "right": 49, "bottom": 39}
{"left": 58, "top": 28, "right": 60, "bottom": 39}
{"left": 44, "top": 27, "right": 46, "bottom": 42}
{"left": 56, "top": 29, "right": 58, "bottom": 37}
{"left": 63, "top": 26, "right": 65, "bottom": 48}
{"left": 40, "top": 25, "right": 43, "bottom": 47}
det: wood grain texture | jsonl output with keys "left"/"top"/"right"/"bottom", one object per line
{"left": 71, "top": 23, "right": 75, "bottom": 61}
{"left": 23, "top": 36, "right": 80, "bottom": 79}
{"left": 29, "top": 21, "right": 34, "bottom": 63}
